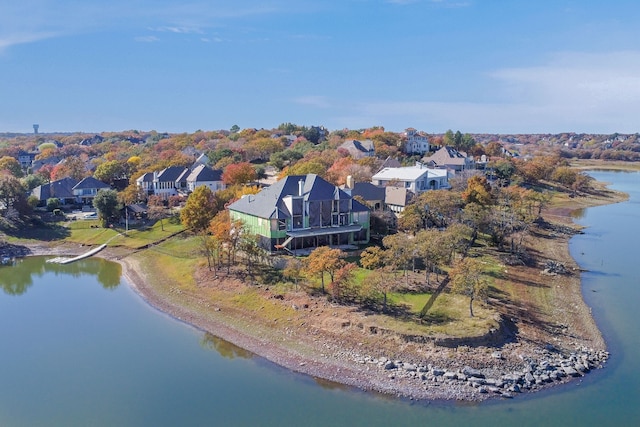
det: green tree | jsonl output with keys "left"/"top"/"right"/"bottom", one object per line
{"left": 92, "top": 189, "right": 120, "bottom": 227}
{"left": 180, "top": 185, "right": 218, "bottom": 233}
{"left": 94, "top": 160, "right": 127, "bottom": 185}
{"left": 443, "top": 129, "right": 455, "bottom": 146}
{"left": 415, "top": 228, "right": 446, "bottom": 286}
{"left": 46, "top": 197, "right": 61, "bottom": 212}
{"left": 21, "top": 174, "right": 46, "bottom": 191}
{"left": 382, "top": 233, "right": 413, "bottom": 284}
{"left": 0, "top": 174, "right": 27, "bottom": 218}
{"left": 450, "top": 258, "right": 489, "bottom": 317}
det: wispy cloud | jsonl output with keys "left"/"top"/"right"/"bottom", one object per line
{"left": 294, "top": 96, "right": 332, "bottom": 109}
{"left": 134, "top": 35, "right": 160, "bottom": 43}
{"left": 0, "top": 1, "right": 284, "bottom": 52}
{"left": 386, "top": 0, "right": 471, "bottom": 7}
{"left": 0, "top": 31, "right": 60, "bottom": 51}
{"left": 323, "top": 51, "right": 640, "bottom": 133}
{"left": 149, "top": 26, "right": 204, "bottom": 35}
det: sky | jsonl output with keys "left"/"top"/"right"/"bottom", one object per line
{"left": 1, "top": 0, "right": 640, "bottom": 135}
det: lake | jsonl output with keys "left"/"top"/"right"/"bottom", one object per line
{"left": 1, "top": 170, "right": 639, "bottom": 426}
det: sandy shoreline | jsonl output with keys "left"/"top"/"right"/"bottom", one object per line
{"left": 8, "top": 184, "right": 623, "bottom": 402}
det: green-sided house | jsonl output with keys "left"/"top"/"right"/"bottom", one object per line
{"left": 228, "top": 174, "right": 370, "bottom": 253}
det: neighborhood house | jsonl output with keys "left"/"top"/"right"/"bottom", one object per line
{"left": 228, "top": 174, "right": 370, "bottom": 253}
{"left": 371, "top": 163, "right": 450, "bottom": 193}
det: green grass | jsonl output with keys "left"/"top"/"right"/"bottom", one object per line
{"left": 388, "top": 292, "right": 431, "bottom": 314}
{"left": 65, "top": 219, "right": 185, "bottom": 249}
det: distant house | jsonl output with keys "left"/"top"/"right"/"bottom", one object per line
{"left": 79, "top": 135, "right": 104, "bottom": 146}
{"left": 403, "top": 128, "right": 430, "bottom": 155}
{"left": 422, "top": 146, "right": 474, "bottom": 171}
{"left": 120, "top": 203, "right": 148, "bottom": 224}
{"left": 191, "top": 153, "right": 210, "bottom": 169}
{"left": 384, "top": 186, "right": 413, "bottom": 213}
{"left": 137, "top": 165, "right": 223, "bottom": 198}
{"left": 228, "top": 174, "right": 370, "bottom": 253}
{"left": 17, "top": 150, "right": 37, "bottom": 169}
{"left": 185, "top": 164, "right": 224, "bottom": 193}
{"left": 338, "top": 139, "right": 375, "bottom": 159}
{"left": 72, "top": 176, "right": 111, "bottom": 205}
{"left": 31, "top": 156, "right": 62, "bottom": 173}
{"left": 342, "top": 180, "right": 385, "bottom": 212}
{"left": 378, "top": 156, "right": 402, "bottom": 172}
{"left": 31, "top": 177, "right": 79, "bottom": 206}
{"left": 136, "top": 166, "right": 190, "bottom": 199}
{"left": 371, "top": 163, "right": 449, "bottom": 193}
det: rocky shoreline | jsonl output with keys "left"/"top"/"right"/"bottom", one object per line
{"left": 351, "top": 345, "right": 609, "bottom": 400}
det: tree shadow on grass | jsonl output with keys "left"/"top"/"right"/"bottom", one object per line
{"left": 1, "top": 221, "right": 71, "bottom": 241}
{"left": 419, "top": 311, "right": 454, "bottom": 325}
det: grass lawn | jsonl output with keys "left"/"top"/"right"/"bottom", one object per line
{"left": 65, "top": 219, "right": 185, "bottom": 249}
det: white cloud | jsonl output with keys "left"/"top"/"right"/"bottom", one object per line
{"left": 134, "top": 35, "right": 160, "bottom": 43}
{"left": 320, "top": 51, "right": 640, "bottom": 133}
{"left": 293, "top": 96, "right": 332, "bottom": 109}
{"left": 0, "top": 31, "right": 60, "bottom": 51}
{"left": 0, "top": 1, "right": 283, "bottom": 52}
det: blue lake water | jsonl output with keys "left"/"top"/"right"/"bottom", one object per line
{"left": 0, "top": 170, "right": 639, "bottom": 426}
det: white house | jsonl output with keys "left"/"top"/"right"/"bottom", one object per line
{"left": 72, "top": 176, "right": 111, "bottom": 205}
{"left": 371, "top": 163, "right": 449, "bottom": 193}
{"left": 186, "top": 164, "right": 225, "bottom": 193}
{"left": 422, "top": 146, "right": 474, "bottom": 171}
{"left": 137, "top": 165, "right": 224, "bottom": 198}
{"left": 136, "top": 166, "right": 190, "bottom": 199}
{"left": 403, "top": 128, "right": 430, "bottom": 155}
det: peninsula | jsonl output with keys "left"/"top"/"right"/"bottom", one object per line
{"left": 1, "top": 126, "right": 636, "bottom": 401}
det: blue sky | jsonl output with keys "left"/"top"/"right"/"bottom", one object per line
{"left": 1, "top": 0, "right": 639, "bottom": 134}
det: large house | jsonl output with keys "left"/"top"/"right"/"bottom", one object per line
{"left": 371, "top": 163, "right": 449, "bottom": 193}
{"left": 137, "top": 165, "right": 224, "bottom": 199}
{"left": 186, "top": 164, "right": 224, "bottom": 193}
{"left": 338, "top": 139, "right": 375, "bottom": 159}
{"left": 403, "top": 128, "right": 430, "bottom": 155}
{"left": 423, "top": 146, "right": 474, "bottom": 171}
{"left": 228, "top": 174, "right": 370, "bottom": 253}
{"left": 72, "top": 176, "right": 111, "bottom": 205}
{"left": 31, "top": 177, "right": 79, "bottom": 206}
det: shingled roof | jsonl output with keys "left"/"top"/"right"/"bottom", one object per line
{"left": 228, "top": 174, "right": 365, "bottom": 219}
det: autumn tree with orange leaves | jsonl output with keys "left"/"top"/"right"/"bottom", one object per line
{"left": 222, "top": 162, "right": 257, "bottom": 186}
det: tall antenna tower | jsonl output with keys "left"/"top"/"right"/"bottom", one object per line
{"left": 33, "top": 124, "right": 39, "bottom": 134}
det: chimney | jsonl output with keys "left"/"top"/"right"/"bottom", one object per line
{"left": 346, "top": 175, "right": 354, "bottom": 189}
{"left": 298, "top": 179, "right": 304, "bottom": 196}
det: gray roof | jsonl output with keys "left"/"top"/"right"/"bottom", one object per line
{"left": 350, "top": 182, "right": 385, "bottom": 202}
{"left": 122, "top": 203, "right": 148, "bottom": 214}
{"left": 338, "top": 139, "right": 375, "bottom": 157}
{"left": 31, "top": 177, "right": 78, "bottom": 201}
{"left": 73, "top": 176, "right": 111, "bottom": 191}
{"left": 157, "top": 166, "right": 190, "bottom": 182}
{"left": 186, "top": 164, "right": 222, "bottom": 183}
{"left": 228, "top": 174, "right": 356, "bottom": 219}
{"left": 137, "top": 172, "right": 154, "bottom": 183}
